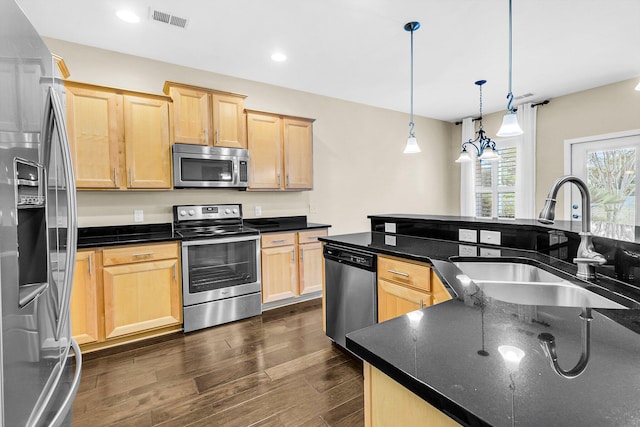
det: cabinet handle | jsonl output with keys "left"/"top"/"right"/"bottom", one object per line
{"left": 132, "top": 252, "right": 154, "bottom": 258}
{"left": 271, "top": 239, "right": 286, "bottom": 244}
{"left": 291, "top": 249, "right": 295, "bottom": 262}
{"left": 113, "top": 168, "right": 118, "bottom": 187}
{"left": 128, "top": 168, "right": 133, "bottom": 187}
{"left": 88, "top": 254, "right": 93, "bottom": 276}
{"left": 387, "top": 269, "right": 410, "bottom": 277}
{"left": 300, "top": 248, "right": 304, "bottom": 260}
{"left": 215, "top": 129, "right": 219, "bottom": 144}
{"left": 419, "top": 299, "right": 424, "bottom": 308}
{"left": 203, "top": 128, "right": 207, "bottom": 141}
{"left": 286, "top": 174, "right": 290, "bottom": 187}
{"left": 277, "top": 174, "right": 281, "bottom": 187}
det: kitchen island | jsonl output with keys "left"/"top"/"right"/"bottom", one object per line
{"left": 320, "top": 230, "right": 640, "bottom": 426}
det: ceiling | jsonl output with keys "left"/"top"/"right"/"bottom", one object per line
{"left": 15, "top": 0, "right": 640, "bottom": 122}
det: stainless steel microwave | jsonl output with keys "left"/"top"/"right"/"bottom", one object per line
{"left": 172, "top": 143, "right": 249, "bottom": 189}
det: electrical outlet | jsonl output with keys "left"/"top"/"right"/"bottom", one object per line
{"left": 134, "top": 210, "right": 144, "bottom": 223}
{"left": 458, "top": 245, "right": 478, "bottom": 256}
{"left": 480, "top": 247, "right": 502, "bottom": 257}
{"left": 254, "top": 206, "right": 262, "bottom": 216}
{"left": 459, "top": 229, "right": 477, "bottom": 243}
{"left": 480, "top": 230, "right": 501, "bottom": 245}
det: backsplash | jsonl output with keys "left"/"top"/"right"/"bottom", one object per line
{"left": 369, "top": 214, "right": 640, "bottom": 290}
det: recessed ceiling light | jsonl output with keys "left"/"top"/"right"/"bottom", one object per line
{"left": 271, "top": 52, "right": 287, "bottom": 62}
{"left": 116, "top": 10, "right": 140, "bottom": 23}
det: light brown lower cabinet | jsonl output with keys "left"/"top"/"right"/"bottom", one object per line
{"left": 261, "top": 229, "right": 328, "bottom": 304}
{"left": 70, "top": 242, "right": 183, "bottom": 352}
{"left": 377, "top": 255, "right": 452, "bottom": 322}
{"left": 364, "top": 363, "right": 461, "bottom": 427}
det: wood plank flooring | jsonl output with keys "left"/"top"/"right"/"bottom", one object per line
{"left": 72, "top": 299, "right": 364, "bottom": 427}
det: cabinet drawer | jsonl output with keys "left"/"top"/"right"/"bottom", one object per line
{"left": 378, "top": 256, "right": 431, "bottom": 292}
{"left": 297, "top": 229, "right": 328, "bottom": 244}
{"left": 103, "top": 242, "right": 179, "bottom": 266}
{"left": 261, "top": 232, "right": 296, "bottom": 248}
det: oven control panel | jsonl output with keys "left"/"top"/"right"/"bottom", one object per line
{"left": 174, "top": 204, "right": 242, "bottom": 221}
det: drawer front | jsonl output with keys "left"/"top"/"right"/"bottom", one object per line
{"left": 103, "top": 242, "right": 179, "bottom": 266}
{"left": 378, "top": 256, "right": 431, "bottom": 292}
{"left": 261, "top": 232, "right": 296, "bottom": 248}
{"left": 297, "top": 229, "right": 328, "bottom": 244}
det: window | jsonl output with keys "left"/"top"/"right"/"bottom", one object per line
{"left": 475, "top": 145, "right": 517, "bottom": 219}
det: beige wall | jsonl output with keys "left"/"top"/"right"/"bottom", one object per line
{"left": 46, "top": 39, "right": 457, "bottom": 235}
{"left": 449, "top": 78, "right": 640, "bottom": 219}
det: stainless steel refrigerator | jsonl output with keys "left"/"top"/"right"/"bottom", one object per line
{"left": 0, "top": 0, "right": 82, "bottom": 425}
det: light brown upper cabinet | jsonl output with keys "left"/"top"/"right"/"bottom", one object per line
{"left": 65, "top": 81, "right": 171, "bottom": 190}
{"left": 246, "top": 110, "right": 315, "bottom": 191}
{"left": 163, "top": 81, "right": 247, "bottom": 149}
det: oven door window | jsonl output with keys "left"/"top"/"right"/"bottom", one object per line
{"left": 181, "top": 157, "right": 233, "bottom": 182}
{"left": 186, "top": 240, "right": 257, "bottom": 293}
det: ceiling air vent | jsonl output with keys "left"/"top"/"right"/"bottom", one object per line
{"left": 515, "top": 93, "right": 534, "bottom": 100}
{"left": 150, "top": 8, "right": 189, "bottom": 29}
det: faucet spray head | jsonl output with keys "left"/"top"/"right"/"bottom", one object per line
{"left": 538, "top": 198, "right": 557, "bottom": 224}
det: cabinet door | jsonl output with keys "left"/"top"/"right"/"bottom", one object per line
{"left": 283, "top": 118, "right": 313, "bottom": 189}
{"left": 70, "top": 250, "right": 100, "bottom": 345}
{"left": 123, "top": 95, "right": 172, "bottom": 188}
{"left": 169, "top": 86, "right": 210, "bottom": 145}
{"left": 247, "top": 112, "right": 282, "bottom": 189}
{"left": 299, "top": 241, "right": 324, "bottom": 295}
{"left": 378, "top": 279, "right": 431, "bottom": 323}
{"left": 66, "top": 85, "right": 122, "bottom": 188}
{"left": 102, "top": 259, "right": 182, "bottom": 339}
{"left": 261, "top": 245, "right": 298, "bottom": 303}
{"left": 212, "top": 93, "right": 246, "bottom": 148}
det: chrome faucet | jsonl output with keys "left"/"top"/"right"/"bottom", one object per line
{"left": 538, "top": 175, "right": 605, "bottom": 279}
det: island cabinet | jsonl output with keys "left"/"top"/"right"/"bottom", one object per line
{"left": 377, "top": 255, "right": 452, "bottom": 322}
{"left": 364, "top": 363, "right": 460, "bottom": 427}
{"left": 246, "top": 110, "right": 314, "bottom": 191}
{"left": 163, "top": 81, "right": 247, "bottom": 149}
{"left": 260, "top": 229, "right": 328, "bottom": 304}
{"left": 70, "top": 242, "right": 183, "bottom": 352}
{"left": 65, "top": 81, "right": 172, "bottom": 190}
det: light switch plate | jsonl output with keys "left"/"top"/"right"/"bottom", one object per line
{"left": 134, "top": 209, "right": 144, "bottom": 223}
{"left": 384, "top": 223, "right": 397, "bottom": 233}
{"left": 480, "top": 230, "right": 501, "bottom": 245}
{"left": 255, "top": 206, "right": 262, "bottom": 216}
{"left": 459, "top": 229, "right": 477, "bottom": 243}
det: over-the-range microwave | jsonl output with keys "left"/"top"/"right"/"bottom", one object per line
{"left": 172, "top": 143, "right": 249, "bottom": 189}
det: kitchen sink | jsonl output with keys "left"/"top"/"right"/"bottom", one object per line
{"left": 452, "top": 260, "right": 628, "bottom": 309}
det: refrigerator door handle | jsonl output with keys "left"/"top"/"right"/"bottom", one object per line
{"left": 47, "top": 87, "right": 78, "bottom": 340}
{"left": 48, "top": 338, "right": 83, "bottom": 427}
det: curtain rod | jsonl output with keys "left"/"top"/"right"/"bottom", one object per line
{"left": 454, "top": 99, "right": 550, "bottom": 125}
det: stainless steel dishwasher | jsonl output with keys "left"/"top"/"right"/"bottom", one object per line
{"left": 324, "top": 244, "right": 377, "bottom": 350}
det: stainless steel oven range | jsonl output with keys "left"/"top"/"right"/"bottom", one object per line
{"left": 173, "top": 204, "right": 261, "bottom": 333}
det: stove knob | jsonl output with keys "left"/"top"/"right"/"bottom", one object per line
{"left": 179, "top": 210, "right": 186, "bottom": 217}
{"left": 188, "top": 209, "right": 195, "bottom": 216}
{"left": 225, "top": 209, "right": 231, "bottom": 214}
{"left": 232, "top": 208, "right": 238, "bottom": 214}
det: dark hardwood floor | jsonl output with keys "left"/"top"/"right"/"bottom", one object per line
{"left": 72, "top": 300, "right": 364, "bottom": 426}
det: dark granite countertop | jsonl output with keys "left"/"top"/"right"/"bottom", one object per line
{"left": 77, "top": 223, "right": 178, "bottom": 248}
{"left": 320, "top": 231, "right": 640, "bottom": 427}
{"left": 77, "top": 217, "right": 330, "bottom": 248}
{"left": 244, "top": 216, "right": 330, "bottom": 233}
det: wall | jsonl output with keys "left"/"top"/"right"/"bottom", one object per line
{"left": 448, "top": 77, "right": 640, "bottom": 219}
{"left": 45, "top": 39, "right": 457, "bottom": 235}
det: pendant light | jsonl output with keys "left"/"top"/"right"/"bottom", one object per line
{"left": 403, "top": 21, "right": 421, "bottom": 154}
{"left": 455, "top": 80, "right": 501, "bottom": 163}
{"left": 496, "top": 0, "right": 524, "bottom": 137}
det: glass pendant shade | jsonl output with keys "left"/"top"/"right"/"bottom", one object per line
{"left": 479, "top": 148, "right": 501, "bottom": 161}
{"left": 455, "top": 150, "right": 473, "bottom": 163}
{"left": 496, "top": 112, "right": 523, "bottom": 137}
{"left": 403, "top": 136, "right": 421, "bottom": 154}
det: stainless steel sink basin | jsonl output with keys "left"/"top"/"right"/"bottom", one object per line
{"left": 453, "top": 261, "right": 627, "bottom": 309}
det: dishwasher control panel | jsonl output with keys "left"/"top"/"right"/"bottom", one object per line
{"left": 323, "top": 245, "right": 376, "bottom": 270}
